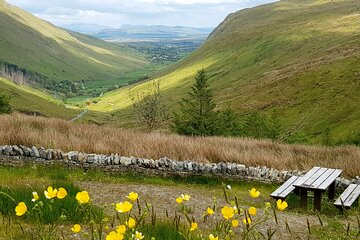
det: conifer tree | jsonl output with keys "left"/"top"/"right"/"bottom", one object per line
{"left": 173, "top": 69, "right": 218, "bottom": 136}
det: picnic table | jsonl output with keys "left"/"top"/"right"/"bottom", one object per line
{"left": 293, "top": 166, "right": 342, "bottom": 211}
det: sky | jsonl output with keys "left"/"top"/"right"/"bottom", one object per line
{"left": 6, "top": 0, "right": 277, "bottom": 28}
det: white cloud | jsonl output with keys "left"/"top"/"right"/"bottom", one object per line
{"left": 6, "top": 0, "right": 277, "bottom": 27}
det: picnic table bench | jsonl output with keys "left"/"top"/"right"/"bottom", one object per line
{"left": 270, "top": 176, "right": 302, "bottom": 200}
{"left": 334, "top": 184, "right": 360, "bottom": 209}
{"left": 293, "top": 166, "right": 342, "bottom": 211}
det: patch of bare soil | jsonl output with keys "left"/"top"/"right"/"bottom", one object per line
{"left": 77, "top": 181, "right": 324, "bottom": 239}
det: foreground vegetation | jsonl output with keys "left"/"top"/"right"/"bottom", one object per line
{"left": 0, "top": 165, "right": 359, "bottom": 239}
{"left": 0, "top": 113, "right": 359, "bottom": 177}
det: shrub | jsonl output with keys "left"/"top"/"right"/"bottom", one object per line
{"left": 0, "top": 93, "right": 12, "bottom": 114}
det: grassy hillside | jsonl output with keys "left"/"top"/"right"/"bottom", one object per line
{"left": 0, "top": 0, "right": 148, "bottom": 95}
{"left": 88, "top": 0, "right": 360, "bottom": 143}
{"left": 0, "top": 77, "right": 80, "bottom": 119}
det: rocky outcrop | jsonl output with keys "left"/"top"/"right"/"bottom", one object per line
{"left": 0, "top": 145, "right": 358, "bottom": 187}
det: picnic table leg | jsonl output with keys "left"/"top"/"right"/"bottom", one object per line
{"left": 328, "top": 182, "right": 335, "bottom": 200}
{"left": 300, "top": 189, "right": 307, "bottom": 209}
{"left": 314, "top": 191, "right": 322, "bottom": 211}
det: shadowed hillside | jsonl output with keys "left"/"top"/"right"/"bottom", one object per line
{"left": 0, "top": 0, "right": 147, "bottom": 95}
{"left": 0, "top": 77, "right": 80, "bottom": 119}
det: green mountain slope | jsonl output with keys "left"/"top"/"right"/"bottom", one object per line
{"left": 0, "top": 0, "right": 147, "bottom": 95}
{"left": 0, "top": 77, "right": 80, "bottom": 119}
{"left": 89, "top": 0, "right": 360, "bottom": 143}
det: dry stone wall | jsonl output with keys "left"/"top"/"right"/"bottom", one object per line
{"left": 0, "top": 145, "right": 358, "bottom": 187}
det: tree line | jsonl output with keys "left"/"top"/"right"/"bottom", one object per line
{"left": 132, "top": 69, "right": 283, "bottom": 140}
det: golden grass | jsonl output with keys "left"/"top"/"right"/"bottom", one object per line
{"left": 0, "top": 113, "right": 359, "bottom": 177}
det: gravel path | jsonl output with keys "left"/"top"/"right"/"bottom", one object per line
{"left": 77, "top": 181, "right": 325, "bottom": 239}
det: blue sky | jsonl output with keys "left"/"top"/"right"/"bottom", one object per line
{"left": 6, "top": 0, "right": 277, "bottom": 28}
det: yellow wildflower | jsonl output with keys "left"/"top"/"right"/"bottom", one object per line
{"left": 106, "top": 231, "right": 124, "bottom": 240}
{"left": 126, "top": 192, "right": 138, "bottom": 201}
{"left": 116, "top": 225, "right": 126, "bottom": 234}
{"left": 116, "top": 201, "right": 133, "bottom": 213}
{"left": 248, "top": 206, "right": 257, "bottom": 216}
{"left": 265, "top": 202, "right": 272, "bottom": 208}
{"left": 71, "top": 224, "right": 81, "bottom": 233}
{"left": 181, "top": 194, "right": 191, "bottom": 201}
{"left": 176, "top": 197, "right": 183, "bottom": 204}
{"left": 209, "top": 234, "right": 219, "bottom": 240}
{"left": 57, "top": 188, "right": 68, "bottom": 199}
{"left": 126, "top": 217, "right": 136, "bottom": 229}
{"left": 221, "top": 205, "right": 235, "bottom": 220}
{"left": 232, "top": 219, "right": 239, "bottom": 227}
{"left": 76, "top": 191, "right": 90, "bottom": 204}
{"left": 133, "top": 231, "right": 144, "bottom": 240}
{"left": 190, "top": 222, "right": 198, "bottom": 231}
{"left": 276, "top": 199, "right": 288, "bottom": 211}
{"left": 249, "top": 188, "right": 260, "bottom": 198}
{"left": 207, "top": 207, "right": 215, "bottom": 215}
{"left": 44, "top": 186, "right": 58, "bottom": 199}
{"left": 243, "top": 217, "right": 252, "bottom": 225}
{"left": 15, "top": 202, "right": 27, "bottom": 216}
{"left": 32, "top": 192, "right": 39, "bottom": 202}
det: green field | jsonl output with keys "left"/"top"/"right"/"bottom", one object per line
{"left": 87, "top": 0, "right": 360, "bottom": 143}
{"left": 0, "top": 77, "right": 80, "bottom": 120}
{"left": 0, "top": 0, "right": 148, "bottom": 96}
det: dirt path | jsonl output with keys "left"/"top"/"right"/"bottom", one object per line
{"left": 77, "top": 181, "right": 324, "bottom": 239}
{"left": 70, "top": 109, "right": 88, "bottom": 122}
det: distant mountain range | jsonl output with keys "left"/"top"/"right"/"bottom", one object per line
{"left": 61, "top": 24, "right": 213, "bottom": 42}
{"left": 60, "top": 23, "right": 110, "bottom": 35}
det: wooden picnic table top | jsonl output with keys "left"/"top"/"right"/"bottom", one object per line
{"left": 293, "top": 166, "right": 342, "bottom": 191}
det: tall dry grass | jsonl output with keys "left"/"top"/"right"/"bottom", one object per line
{"left": 0, "top": 113, "right": 359, "bottom": 177}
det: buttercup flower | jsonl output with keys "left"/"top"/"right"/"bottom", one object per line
{"left": 248, "top": 206, "right": 257, "bottom": 216}
{"left": 116, "top": 225, "right": 126, "bottom": 234}
{"left": 126, "top": 217, "right": 136, "bottom": 229}
{"left": 276, "top": 199, "right": 288, "bottom": 211}
{"left": 221, "top": 205, "right": 235, "bottom": 220}
{"left": 249, "top": 188, "right": 260, "bottom": 198}
{"left": 243, "top": 217, "right": 252, "bottom": 225}
{"left": 126, "top": 192, "right": 138, "bottom": 201}
{"left": 176, "top": 197, "right": 183, "bottom": 204}
{"left": 207, "top": 207, "right": 215, "bottom": 215}
{"left": 76, "top": 191, "right": 90, "bottom": 204}
{"left": 32, "top": 192, "right": 39, "bottom": 202}
{"left": 71, "top": 224, "right": 81, "bottom": 233}
{"left": 181, "top": 194, "right": 191, "bottom": 201}
{"left": 15, "top": 202, "right": 27, "bottom": 216}
{"left": 190, "top": 222, "right": 198, "bottom": 231}
{"left": 133, "top": 231, "right": 144, "bottom": 240}
{"left": 209, "top": 234, "right": 219, "bottom": 240}
{"left": 44, "top": 186, "right": 58, "bottom": 199}
{"left": 106, "top": 231, "right": 124, "bottom": 240}
{"left": 116, "top": 201, "right": 133, "bottom": 213}
{"left": 232, "top": 219, "right": 239, "bottom": 227}
{"left": 57, "top": 188, "right": 68, "bottom": 199}
{"left": 265, "top": 202, "right": 272, "bottom": 208}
